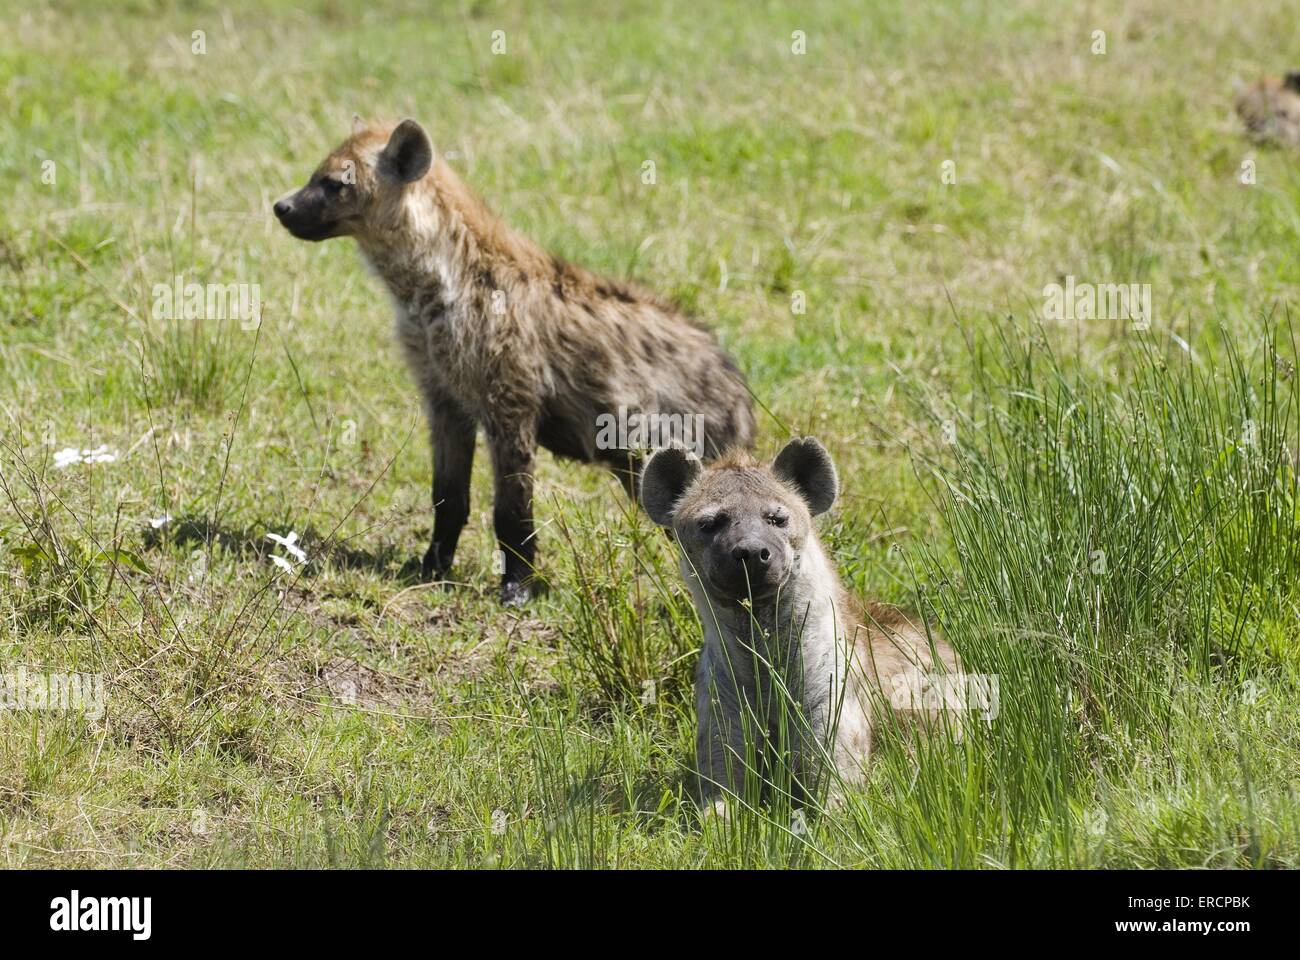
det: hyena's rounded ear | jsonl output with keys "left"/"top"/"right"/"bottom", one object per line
{"left": 772, "top": 436, "right": 838, "bottom": 516}
{"left": 640, "top": 447, "right": 702, "bottom": 527}
{"left": 379, "top": 119, "right": 434, "bottom": 184}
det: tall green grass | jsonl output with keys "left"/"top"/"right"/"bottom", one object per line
{"left": 551, "top": 495, "right": 700, "bottom": 710}
{"left": 850, "top": 316, "right": 1300, "bottom": 867}
{"left": 918, "top": 317, "right": 1298, "bottom": 668}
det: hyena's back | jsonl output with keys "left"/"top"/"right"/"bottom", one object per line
{"left": 529, "top": 259, "right": 755, "bottom": 465}
{"left": 849, "top": 598, "right": 961, "bottom": 725}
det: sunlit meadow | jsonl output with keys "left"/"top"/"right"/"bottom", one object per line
{"left": 0, "top": 0, "right": 1297, "bottom": 867}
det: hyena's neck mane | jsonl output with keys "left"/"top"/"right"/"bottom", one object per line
{"left": 356, "top": 160, "right": 547, "bottom": 308}
{"left": 357, "top": 160, "right": 671, "bottom": 320}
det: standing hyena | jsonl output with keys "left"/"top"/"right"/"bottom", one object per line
{"left": 640, "top": 438, "right": 960, "bottom": 808}
{"left": 274, "top": 118, "right": 755, "bottom": 604}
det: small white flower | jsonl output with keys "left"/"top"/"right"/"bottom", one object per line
{"left": 269, "top": 554, "right": 296, "bottom": 574}
{"left": 53, "top": 447, "right": 83, "bottom": 469}
{"left": 53, "top": 444, "right": 120, "bottom": 468}
{"left": 148, "top": 513, "right": 174, "bottom": 530}
{"left": 267, "top": 531, "right": 308, "bottom": 574}
{"left": 82, "top": 444, "right": 118, "bottom": 464}
{"left": 266, "top": 531, "right": 307, "bottom": 563}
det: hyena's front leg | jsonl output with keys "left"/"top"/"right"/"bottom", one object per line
{"left": 695, "top": 650, "right": 750, "bottom": 807}
{"left": 421, "top": 394, "right": 477, "bottom": 582}
{"left": 485, "top": 422, "right": 538, "bottom": 606}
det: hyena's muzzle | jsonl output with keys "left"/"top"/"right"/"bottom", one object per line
{"left": 273, "top": 180, "right": 348, "bottom": 242}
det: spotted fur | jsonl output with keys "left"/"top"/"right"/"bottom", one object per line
{"left": 275, "top": 119, "right": 755, "bottom": 604}
{"left": 1236, "top": 72, "right": 1300, "bottom": 148}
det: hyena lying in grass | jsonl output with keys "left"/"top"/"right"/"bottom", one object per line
{"left": 640, "top": 437, "right": 959, "bottom": 809}
{"left": 1236, "top": 71, "right": 1300, "bottom": 148}
{"left": 275, "top": 118, "right": 754, "bottom": 604}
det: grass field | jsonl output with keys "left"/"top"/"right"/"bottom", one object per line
{"left": 1, "top": 0, "right": 1298, "bottom": 868}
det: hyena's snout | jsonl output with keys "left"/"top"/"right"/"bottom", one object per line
{"left": 708, "top": 522, "right": 789, "bottom": 600}
{"left": 731, "top": 540, "right": 771, "bottom": 565}
{"left": 272, "top": 186, "right": 342, "bottom": 242}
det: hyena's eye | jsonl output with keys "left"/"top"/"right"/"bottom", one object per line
{"left": 698, "top": 513, "right": 726, "bottom": 533}
{"left": 320, "top": 178, "right": 345, "bottom": 195}
{"left": 765, "top": 512, "right": 788, "bottom": 528}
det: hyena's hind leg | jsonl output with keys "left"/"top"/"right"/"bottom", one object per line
{"left": 486, "top": 424, "right": 540, "bottom": 607}
{"left": 861, "top": 614, "right": 962, "bottom": 734}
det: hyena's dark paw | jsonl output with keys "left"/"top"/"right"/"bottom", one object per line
{"left": 420, "top": 544, "right": 452, "bottom": 584}
{"left": 499, "top": 580, "right": 532, "bottom": 607}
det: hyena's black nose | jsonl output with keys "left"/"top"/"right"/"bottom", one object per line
{"left": 273, "top": 198, "right": 293, "bottom": 220}
{"left": 731, "top": 542, "right": 771, "bottom": 565}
